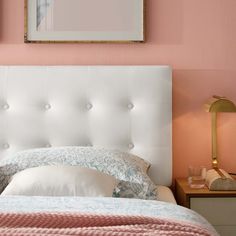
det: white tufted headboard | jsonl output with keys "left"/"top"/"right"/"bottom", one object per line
{"left": 0, "top": 66, "right": 172, "bottom": 186}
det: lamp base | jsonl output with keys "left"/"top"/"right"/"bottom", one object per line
{"left": 206, "top": 169, "right": 236, "bottom": 191}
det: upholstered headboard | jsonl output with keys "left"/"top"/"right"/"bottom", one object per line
{"left": 0, "top": 66, "right": 172, "bottom": 185}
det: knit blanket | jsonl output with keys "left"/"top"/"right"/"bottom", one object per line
{"left": 0, "top": 212, "right": 217, "bottom": 236}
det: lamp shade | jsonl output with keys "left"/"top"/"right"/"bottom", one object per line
{"left": 204, "top": 95, "right": 236, "bottom": 170}
{"left": 205, "top": 95, "right": 236, "bottom": 113}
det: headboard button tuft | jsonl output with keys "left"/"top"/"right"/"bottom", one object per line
{"left": 44, "top": 104, "right": 51, "bottom": 110}
{"left": 128, "top": 143, "right": 134, "bottom": 149}
{"left": 2, "top": 143, "right": 10, "bottom": 149}
{"left": 2, "top": 104, "right": 9, "bottom": 110}
{"left": 127, "top": 103, "right": 134, "bottom": 110}
{"left": 45, "top": 143, "right": 51, "bottom": 148}
{"left": 86, "top": 103, "right": 93, "bottom": 110}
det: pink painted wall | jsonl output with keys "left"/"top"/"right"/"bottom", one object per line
{"left": 1, "top": 0, "right": 236, "bottom": 180}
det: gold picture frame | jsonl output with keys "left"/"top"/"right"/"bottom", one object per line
{"left": 24, "top": 0, "right": 145, "bottom": 43}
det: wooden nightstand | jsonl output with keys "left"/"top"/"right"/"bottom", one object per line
{"left": 175, "top": 178, "right": 236, "bottom": 236}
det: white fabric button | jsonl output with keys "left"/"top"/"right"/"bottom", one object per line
{"left": 2, "top": 104, "right": 9, "bottom": 110}
{"left": 44, "top": 104, "right": 51, "bottom": 110}
{"left": 127, "top": 103, "right": 134, "bottom": 110}
{"left": 128, "top": 143, "right": 134, "bottom": 149}
{"left": 2, "top": 143, "right": 9, "bottom": 149}
{"left": 86, "top": 103, "right": 93, "bottom": 110}
{"left": 45, "top": 143, "right": 51, "bottom": 148}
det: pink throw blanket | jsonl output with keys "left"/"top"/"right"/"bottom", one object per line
{"left": 0, "top": 212, "right": 215, "bottom": 236}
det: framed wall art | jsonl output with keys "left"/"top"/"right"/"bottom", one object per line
{"left": 24, "top": 0, "right": 145, "bottom": 43}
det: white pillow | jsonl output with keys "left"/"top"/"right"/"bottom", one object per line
{"left": 1, "top": 165, "right": 118, "bottom": 197}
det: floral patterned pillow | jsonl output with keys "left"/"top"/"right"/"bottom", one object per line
{"left": 0, "top": 147, "right": 158, "bottom": 200}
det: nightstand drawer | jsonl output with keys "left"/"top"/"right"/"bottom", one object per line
{"left": 214, "top": 226, "right": 236, "bottom": 236}
{"left": 190, "top": 197, "right": 236, "bottom": 225}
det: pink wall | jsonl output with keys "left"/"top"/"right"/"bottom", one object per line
{"left": 1, "top": 0, "right": 236, "bottom": 180}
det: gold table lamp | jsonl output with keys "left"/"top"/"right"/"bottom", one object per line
{"left": 205, "top": 95, "right": 236, "bottom": 177}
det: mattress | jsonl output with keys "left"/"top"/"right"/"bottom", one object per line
{"left": 157, "top": 185, "right": 176, "bottom": 204}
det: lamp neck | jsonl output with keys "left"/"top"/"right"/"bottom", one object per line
{"left": 211, "top": 112, "right": 218, "bottom": 168}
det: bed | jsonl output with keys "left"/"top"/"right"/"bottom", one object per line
{"left": 0, "top": 66, "right": 218, "bottom": 235}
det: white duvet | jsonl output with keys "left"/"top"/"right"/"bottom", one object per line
{"left": 0, "top": 196, "right": 218, "bottom": 235}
